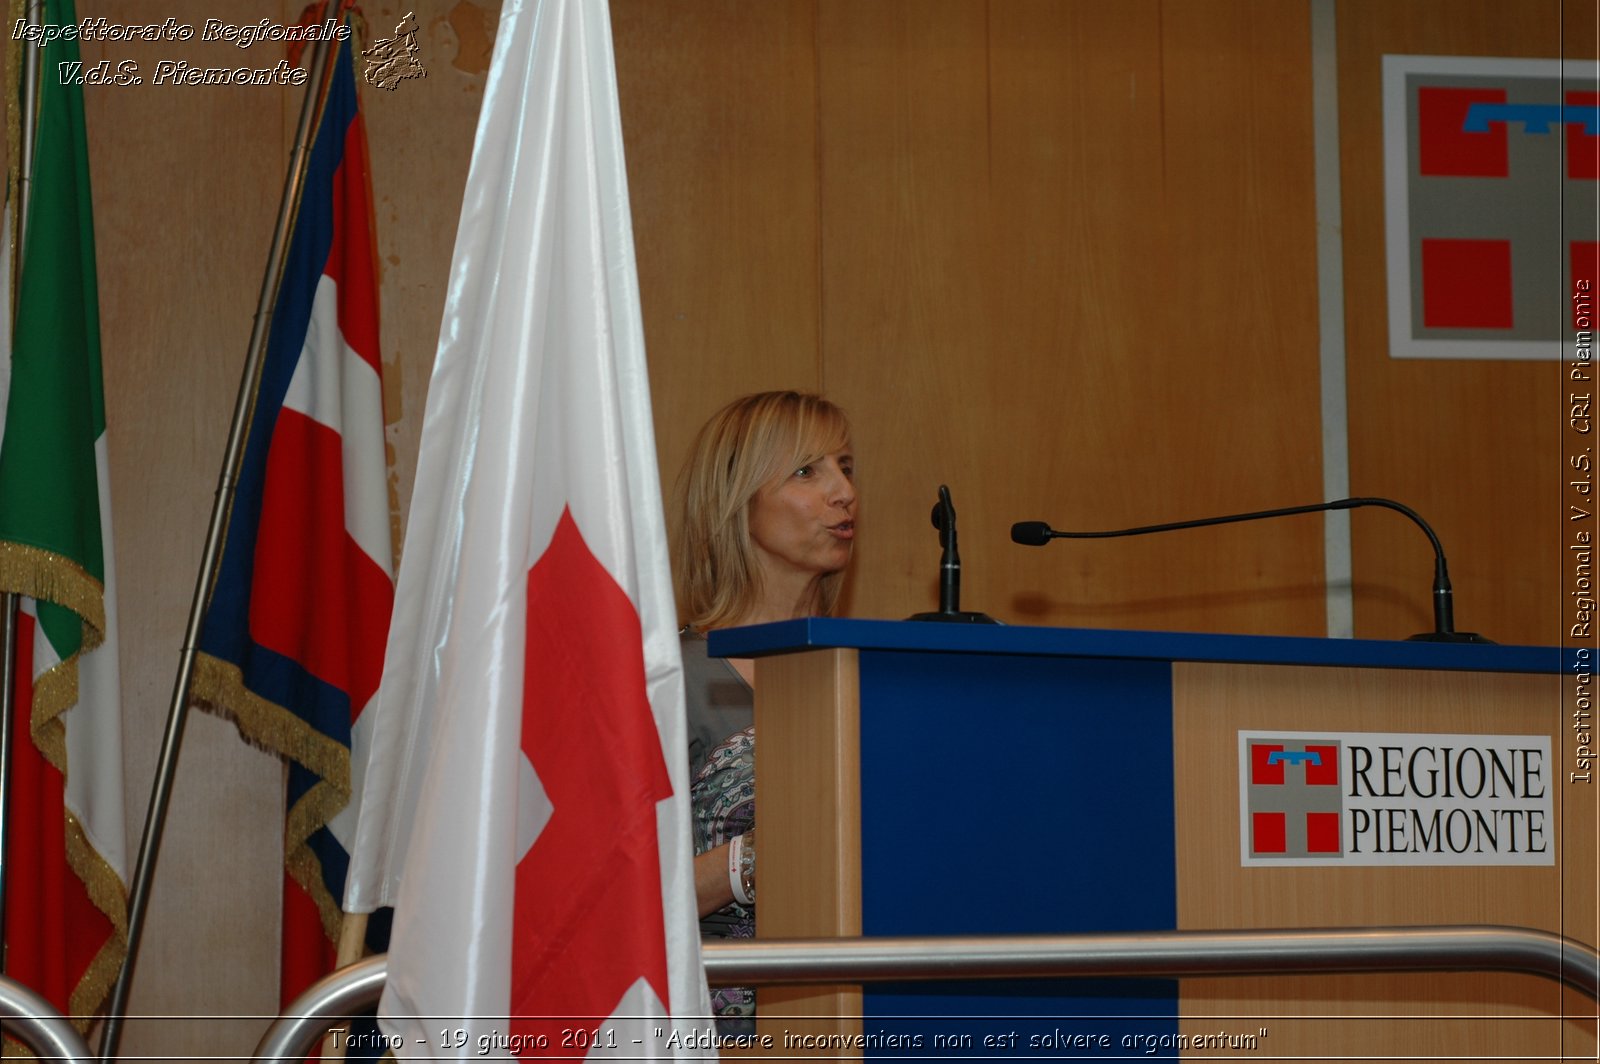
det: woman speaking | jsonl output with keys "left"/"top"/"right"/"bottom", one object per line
{"left": 671, "top": 391, "right": 856, "bottom": 1026}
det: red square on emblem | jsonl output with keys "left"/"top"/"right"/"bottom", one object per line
{"left": 1422, "top": 239, "right": 1513, "bottom": 329}
{"left": 1418, "top": 87, "right": 1508, "bottom": 177}
{"left": 1253, "top": 812, "right": 1287, "bottom": 854}
{"left": 1306, "top": 812, "right": 1341, "bottom": 853}
{"left": 1566, "top": 91, "right": 1600, "bottom": 181}
{"left": 1251, "top": 745, "right": 1284, "bottom": 786}
{"left": 1304, "top": 745, "right": 1339, "bottom": 786}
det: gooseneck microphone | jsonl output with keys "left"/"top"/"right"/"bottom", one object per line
{"left": 1011, "top": 497, "right": 1489, "bottom": 643}
{"left": 909, "top": 485, "right": 1000, "bottom": 624}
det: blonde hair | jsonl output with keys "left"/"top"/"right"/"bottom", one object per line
{"left": 673, "top": 391, "right": 853, "bottom": 630}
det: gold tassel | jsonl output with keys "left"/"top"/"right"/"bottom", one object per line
{"left": 191, "top": 654, "right": 351, "bottom": 787}
{"left": 194, "top": 655, "right": 356, "bottom": 947}
{"left": 0, "top": 542, "right": 106, "bottom": 633}
{"left": 286, "top": 838, "right": 347, "bottom": 945}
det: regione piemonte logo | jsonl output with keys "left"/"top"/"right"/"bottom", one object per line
{"left": 1237, "top": 731, "right": 1554, "bottom": 868}
{"left": 1382, "top": 55, "right": 1599, "bottom": 360}
{"left": 1245, "top": 739, "right": 1344, "bottom": 859}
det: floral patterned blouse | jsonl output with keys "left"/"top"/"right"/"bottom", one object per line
{"left": 691, "top": 725, "right": 755, "bottom": 1027}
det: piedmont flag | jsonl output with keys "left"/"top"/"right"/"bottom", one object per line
{"left": 0, "top": 0, "right": 129, "bottom": 1034}
{"left": 191, "top": 30, "right": 396, "bottom": 1003}
{"left": 342, "top": 0, "right": 713, "bottom": 1056}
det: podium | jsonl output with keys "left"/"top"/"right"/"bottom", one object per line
{"left": 708, "top": 619, "right": 1595, "bottom": 1060}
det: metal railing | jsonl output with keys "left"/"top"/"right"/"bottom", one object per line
{"left": 250, "top": 925, "right": 1600, "bottom": 1063}
{"left": 0, "top": 974, "right": 95, "bottom": 1063}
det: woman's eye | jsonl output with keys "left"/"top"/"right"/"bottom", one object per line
{"left": 793, "top": 465, "right": 814, "bottom": 478}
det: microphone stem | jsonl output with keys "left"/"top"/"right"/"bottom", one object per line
{"left": 1045, "top": 497, "right": 1459, "bottom": 638}
{"left": 938, "top": 485, "right": 959, "bottom": 614}
{"left": 1433, "top": 556, "right": 1455, "bottom": 636}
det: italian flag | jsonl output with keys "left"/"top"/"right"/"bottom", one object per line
{"left": 0, "top": 0, "right": 129, "bottom": 1033}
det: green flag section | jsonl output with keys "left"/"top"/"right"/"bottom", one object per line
{"left": 0, "top": 0, "right": 107, "bottom": 649}
{"left": 0, "top": 0, "right": 129, "bottom": 1032}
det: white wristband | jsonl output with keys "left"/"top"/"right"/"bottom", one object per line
{"left": 728, "top": 834, "right": 754, "bottom": 907}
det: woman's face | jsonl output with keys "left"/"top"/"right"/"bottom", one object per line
{"left": 747, "top": 447, "right": 857, "bottom": 586}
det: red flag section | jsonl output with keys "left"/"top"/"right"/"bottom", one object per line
{"left": 4, "top": 614, "right": 116, "bottom": 1022}
{"left": 512, "top": 510, "right": 673, "bottom": 1053}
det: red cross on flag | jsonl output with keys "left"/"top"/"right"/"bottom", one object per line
{"left": 344, "top": 0, "right": 713, "bottom": 1055}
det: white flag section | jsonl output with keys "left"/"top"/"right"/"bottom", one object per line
{"left": 345, "top": 0, "right": 713, "bottom": 1057}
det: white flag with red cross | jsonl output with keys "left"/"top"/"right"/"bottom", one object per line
{"left": 346, "top": 0, "right": 713, "bottom": 1055}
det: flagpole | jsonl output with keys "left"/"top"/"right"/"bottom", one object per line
{"left": 0, "top": 602, "right": 14, "bottom": 949}
{"left": 319, "top": 912, "right": 369, "bottom": 1059}
{"left": 0, "top": 0, "right": 44, "bottom": 975}
{"left": 97, "top": 34, "right": 342, "bottom": 1062}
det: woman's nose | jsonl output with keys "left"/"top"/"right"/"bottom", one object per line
{"left": 828, "top": 467, "right": 856, "bottom": 508}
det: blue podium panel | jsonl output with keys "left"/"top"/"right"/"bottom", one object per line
{"left": 856, "top": 650, "right": 1179, "bottom": 1056}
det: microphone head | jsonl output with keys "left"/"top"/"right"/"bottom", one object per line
{"left": 1010, "top": 521, "right": 1053, "bottom": 546}
{"left": 931, "top": 484, "right": 954, "bottom": 530}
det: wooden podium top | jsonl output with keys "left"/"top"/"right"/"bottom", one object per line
{"left": 709, "top": 616, "right": 1571, "bottom": 674}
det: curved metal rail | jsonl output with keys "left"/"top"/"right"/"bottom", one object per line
{"left": 252, "top": 926, "right": 1600, "bottom": 1063}
{"left": 703, "top": 925, "right": 1599, "bottom": 996}
{"left": 0, "top": 974, "right": 95, "bottom": 1063}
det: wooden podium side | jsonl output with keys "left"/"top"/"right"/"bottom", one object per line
{"left": 1173, "top": 662, "right": 1597, "bottom": 1061}
{"left": 751, "top": 647, "right": 863, "bottom": 1047}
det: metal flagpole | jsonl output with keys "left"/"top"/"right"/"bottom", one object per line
{"left": 0, "top": 602, "right": 13, "bottom": 958}
{"left": 0, "top": 0, "right": 45, "bottom": 978}
{"left": 97, "top": 33, "right": 342, "bottom": 1062}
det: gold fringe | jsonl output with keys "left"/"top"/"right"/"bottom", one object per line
{"left": 285, "top": 825, "right": 346, "bottom": 945}
{"left": 26, "top": 623, "right": 103, "bottom": 775}
{"left": 65, "top": 812, "right": 130, "bottom": 937}
{"left": 284, "top": 778, "right": 346, "bottom": 855}
{"left": 191, "top": 653, "right": 351, "bottom": 788}
{"left": 0, "top": 542, "right": 107, "bottom": 635}
{"left": 3, "top": 634, "right": 123, "bottom": 1044}
{"left": 0, "top": 932, "right": 127, "bottom": 1048}
{"left": 0, "top": 810, "right": 130, "bottom": 1046}
{"left": 193, "top": 654, "right": 354, "bottom": 948}
{"left": 8, "top": 595, "right": 126, "bottom": 1029}
{"left": 27, "top": 685, "right": 67, "bottom": 771}
{"left": 66, "top": 923, "right": 126, "bottom": 1031}
{"left": 285, "top": 779, "right": 351, "bottom": 939}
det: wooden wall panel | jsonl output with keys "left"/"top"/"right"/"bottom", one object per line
{"left": 1337, "top": 0, "right": 1594, "bottom": 647}
{"left": 813, "top": 0, "right": 999, "bottom": 623}
{"left": 362, "top": 1, "right": 491, "bottom": 558}
{"left": 819, "top": 0, "right": 1328, "bottom": 633}
{"left": 612, "top": 0, "right": 822, "bottom": 505}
